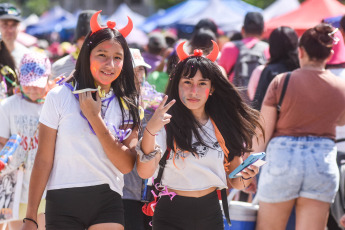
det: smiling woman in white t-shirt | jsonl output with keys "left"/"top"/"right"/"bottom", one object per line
{"left": 22, "top": 11, "right": 140, "bottom": 230}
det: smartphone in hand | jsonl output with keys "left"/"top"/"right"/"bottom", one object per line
{"left": 228, "top": 152, "right": 266, "bottom": 178}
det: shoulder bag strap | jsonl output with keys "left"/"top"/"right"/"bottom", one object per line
{"left": 221, "top": 188, "right": 231, "bottom": 226}
{"left": 277, "top": 72, "right": 291, "bottom": 114}
{"left": 154, "top": 147, "right": 170, "bottom": 183}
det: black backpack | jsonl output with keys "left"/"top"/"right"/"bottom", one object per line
{"left": 231, "top": 40, "right": 268, "bottom": 102}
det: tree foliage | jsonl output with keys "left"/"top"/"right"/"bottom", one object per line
{"left": 0, "top": 0, "right": 49, "bottom": 16}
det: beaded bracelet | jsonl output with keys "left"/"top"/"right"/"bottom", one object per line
{"left": 23, "top": 217, "right": 38, "bottom": 229}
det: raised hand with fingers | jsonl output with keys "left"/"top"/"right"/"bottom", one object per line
{"left": 78, "top": 91, "right": 101, "bottom": 121}
{"left": 145, "top": 95, "right": 175, "bottom": 136}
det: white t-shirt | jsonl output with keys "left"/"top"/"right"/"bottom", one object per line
{"left": 155, "top": 119, "right": 227, "bottom": 191}
{"left": 0, "top": 94, "right": 42, "bottom": 203}
{"left": 39, "top": 85, "right": 131, "bottom": 195}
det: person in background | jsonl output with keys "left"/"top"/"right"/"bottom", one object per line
{"left": 326, "top": 29, "right": 345, "bottom": 230}
{"left": 123, "top": 48, "right": 159, "bottom": 230}
{"left": 250, "top": 26, "right": 299, "bottom": 110}
{"left": 145, "top": 32, "right": 173, "bottom": 93}
{"left": 0, "top": 52, "right": 51, "bottom": 230}
{"left": 253, "top": 23, "right": 345, "bottom": 230}
{"left": 0, "top": 3, "right": 30, "bottom": 68}
{"left": 218, "top": 12, "right": 268, "bottom": 102}
{"left": 0, "top": 38, "right": 18, "bottom": 99}
{"left": 51, "top": 10, "right": 96, "bottom": 79}
{"left": 142, "top": 32, "right": 167, "bottom": 74}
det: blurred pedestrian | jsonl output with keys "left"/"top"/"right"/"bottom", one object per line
{"left": 0, "top": 3, "right": 30, "bottom": 67}
{"left": 51, "top": 10, "right": 96, "bottom": 79}
{"left": 219, "top": 12, "right": 268, "bottom": 103}
{"left": 253, "top": 23, "right": 345, "bottom": 230}
{"left": 251, "top": 26, "right": 299, "bottom": 110}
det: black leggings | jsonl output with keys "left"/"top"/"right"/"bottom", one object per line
{"left": 152, "top": 190, "right": 224, "bottom": 230}
{"left": 45, "top": 184, "right": 124, "bottom": 230}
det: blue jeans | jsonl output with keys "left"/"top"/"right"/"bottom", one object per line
{"left": 257, "top": 136, "right": 339, "bottom": 203}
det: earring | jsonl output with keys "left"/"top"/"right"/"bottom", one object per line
{"left": 209, "top": 93, "right": 212, "bottom": 96}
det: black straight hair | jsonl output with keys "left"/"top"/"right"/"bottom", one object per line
{"left": 165, "top": 56, "right": 264, "bottom": 161}
{"left": 71, "top": 28, "right": 140, "bottom": 128}
{"left": 268, "top": 26, "right": 299, "bottom": 71}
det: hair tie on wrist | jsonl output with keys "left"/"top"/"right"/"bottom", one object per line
{"left": 145, "top": 128, "right": 157, "bottom": 136}
{"left": 241, "top": 176, "right": 252, "bottom": 180}
{"left": 23, "top": 217, "right": 38, "bottom": 229}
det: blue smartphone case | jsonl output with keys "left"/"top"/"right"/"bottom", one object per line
{"left": 228, "top": 152, "right": 265, "bottom": 178}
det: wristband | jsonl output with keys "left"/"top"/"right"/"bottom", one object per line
{"left": 23, "top": 217, "right": 38, "bottom": 229}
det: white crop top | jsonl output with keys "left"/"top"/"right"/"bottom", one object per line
{"left": 39, "top": 85, "right": 131, "bottom": 195}
{"left": 155, "top": 119, "right": 228, "bottom": 191}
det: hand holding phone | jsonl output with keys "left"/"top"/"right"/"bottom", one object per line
{"left": 228, "top": 152, "right": 266, "bottom": 178}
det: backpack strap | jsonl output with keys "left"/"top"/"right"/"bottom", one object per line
{"left": 154, "top": 147, "right": 170, "bottom": 184}
{"left": 277, "top": 72, "right": 291, "bottom": 114}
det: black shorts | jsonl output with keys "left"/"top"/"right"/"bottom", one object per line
{"left": 45, "top": 184, "right": 124, "bottom": 230}
{"left": 152, "top": 190, "right": 224, "bottom": 230}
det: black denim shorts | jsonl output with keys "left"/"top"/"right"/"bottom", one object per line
{"left": 45, "top": 184, "right": 124, "bottom": 230}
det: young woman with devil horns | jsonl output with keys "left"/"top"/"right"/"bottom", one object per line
{"left": 136, "top": 40, "right": 264, "bottom": 230}
{"left": 22, "top": 11, "right": 140, "bottom": 230}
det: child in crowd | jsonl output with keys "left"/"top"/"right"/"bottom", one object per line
{"left": 0, "top": 52, "right": 51, "bottom": 230}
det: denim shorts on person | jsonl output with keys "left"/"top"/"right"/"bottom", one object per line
{"left": 257, "top": 136, "right": 339, "bottom": 203}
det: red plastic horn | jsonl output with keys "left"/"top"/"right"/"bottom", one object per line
{"left": 206, "top": 40, "right": 219, "bottom": 62}
{"left": 90, "top": 10, "right": 133, "bottom": 38}
{"left": 90, "top": 10, "right": 105, "bottom": 34}
{"left": 176, "top": 40, "right": 219, "bottom": 62}
{"left": 118, "top": 16, "right": 133, "bottom": 38}
{"left": 176, "top": 41, "right": 189, "bottom": 61}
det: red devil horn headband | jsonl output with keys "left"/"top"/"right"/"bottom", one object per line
{"left": 176, "top": 40, "right": 219, "bottom": 62}
{"left": 90, "top": 10, "right": 133, "bottom": 38}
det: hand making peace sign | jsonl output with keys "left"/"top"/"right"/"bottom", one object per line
{"left": 145, "top": 95, "right": 175, "bottom": 135}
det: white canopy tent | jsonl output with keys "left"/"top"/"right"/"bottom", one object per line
{"left": 263, "top": 0, "right": 300, "bottom": 21}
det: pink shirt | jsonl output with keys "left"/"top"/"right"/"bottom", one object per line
{"left": 247, "top": 65, "right": 265, "bottom": 101}
{"left": 218, "top": 37, "right": 269, "bottom": 82}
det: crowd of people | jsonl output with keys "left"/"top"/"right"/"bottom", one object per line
{"left": 0, "top": 2, "right": 345, "bottom": 230}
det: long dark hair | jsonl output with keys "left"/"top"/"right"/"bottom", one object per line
{"left": 72, "top": 28, "right": 140, "bottom": 128}
{"left": 0, "top": 40, "right": 17, "bottom": 96}
{"left": 165, "top": 56, "right": 263, "bottom": 161}
{"left": 268, "top": 26, "right": 299, "bottom": 71}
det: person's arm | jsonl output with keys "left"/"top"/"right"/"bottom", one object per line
{"left": 0, "top": 137, "right": 7, "bottom": 150}
{"left": 252, "top": 104, "right": 277, "bottom": 153}
{"left": 79, "top": 91, "right": 139, "bottom": 174}
{"left": 136, "top": 95, "right": 175, "bottom": 179}
{"left": 340, "top": 214, "right": 345, "bottom": 227}
{"left": 227, "top": 155, "right": 259, "bottom": 190}
{"left": 22, "top": 123, "right": 57, "bottom": 230}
